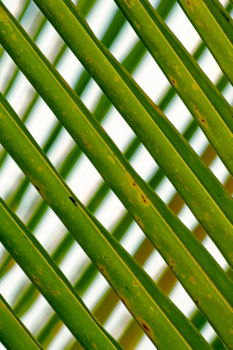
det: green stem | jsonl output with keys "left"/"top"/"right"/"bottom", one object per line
{"left": 0, "top": 200, "right": 122, "bottom": 350}
{"left": 0, "top": 0, "right": 31, "bottom": 60}
{"left": 0, "top": 95, "right": 212, "bottom": 350}
{"left": 0, "top": 294, "right": 43, "bottom": 350}
{"left": 114, "top": 0, "right": 233, "bottom": 134}
{"left": 5, "top": 0, "right": 184, "bottom": 324}
{"left": 0, "top": 6, "right": 233, "bottom": 343}
{"left": 177, "top": 0, "right": 233, "bottom": 84}
{"left": 5, "top": 0, "right": 232, "bottom": 266}
{"left": 0, "top": 0, "right": 95, "bottom": 168}
{"left": 67, "top": 174, "right": 231, "bottom": 350}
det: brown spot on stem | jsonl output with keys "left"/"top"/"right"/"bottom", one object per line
{"left": 98, "top": 264, "right": 106, "bottom": 274}
{"left": 69, "top": 196, "right": 78, "bottom": 207}
{"left": 141, "top": 195, "right": 147, "bottom": 203}
{"left": 34, "top": 185, "right": 41, "bottom": 195}
{"left": 32, "top": 275, "right": 39, "bottom": 283}
{"left": 52, "top": 290, "right": 61, "bottom": 296}
{"left": 142, "top": 322, "right": 151, "bottom": 334}
{"left": 120, "top": 296, "right": 129, "bottom": 308}
{"left": 169, "top": 258, "right": 176, "bottom": 269}
{"left": 170, "top": 78, "right": 177, "bottom": 87}
{"left": 189, "top": 276, "right": 196, "bottom": 284}
{"left": 201, "top": 118, "right": 206, "bottom": 124}
{"left": 135, "top": 216, "right": 143, "bottom": 227}
{"left": 149, "top": 100, "right": 161, "bottom": 112}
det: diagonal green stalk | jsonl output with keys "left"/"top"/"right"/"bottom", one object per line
{"left": 0, "top": 1, "right": 131, "bottom": 275}
{"left": 66, "top": 173, "right": 233, "bottom": 350}
{"left": 33, "top": 0, "right": 233, "bottom": 147}
{"left": 0, "top": 199, "right": 122, "bottom": 350}
{"left": 35, "top": 124, "right": 231, "bottom": 347}
{"left": 0, "top": 94, "right": 232, "bottom": 348}
{"left": 0, "top": 4, "right": 232, "bottom": 306}
{"left": 3, "top": 0, "right": 233, "bottom": 267}
{"left": 1, "top": 2, "right": 233, "bottom": 348}
{"left": 114, "top": 0, "right": 233, "bottom": 132}
{"left": 119, "top": 186, "right": 233, "bottom": 350}
{"left": 0, "top": 2, "right": 232, "bottom": 276}
{"left": 0, "top": 94, "right": 215, "bottom": 350}
{"left": 0, "top": 61, "right": 231, "bottom": 348}
{"left": 200, "top": 0, "right": 233, "bottom": 43}
{"left": 2, "top": 0, "right": 183, "bottom": 319}
{"left": 2, "top": 12, "right": 46, "bottom": 97}
{"left": 0, "top": 15, "right": 231, "bottom": 306}
{"left": 0, "top": 0, "right": 176, "bottom": 170}
{"left": 0, "top": 0, "right": 31, "bottom": 60}
{"left": 72, "top": 0, "right": 177, "bottom": 97}
{"left": 7, "top": 48, "right": 228, "bottom": 237}
{"left": 0, "top": 1, "right": 232, "bottom": 346}
{"left": 0, "top": 2, "right": 232, "bottom": 344}
{"left": 1, "top": 0, "right": 178, "bottom": 244}
{"left": 17, "top": 113, "right": 233, "bottom": 348}
{"left": 2, "top": 0, "right": 107, "bottom": 99}
{"left": 0, "top": 0, "right": 219, "bottom": 214}
{"left": 0, "top": 0, "right": 96, "bottom": 168}
{"left": 0, "top": 294, "right": 43, "bottom": 350}
{"left": 0, "top": 5, "right": 233, "bottom": 339}
{"left": 176, "top": 0, "right": 233, "bottom": 84}
{"left": 211, "top": 336, "right": 227, "bottom": 350}
{"left": 0, "top": 1, "right": 153, "bottom": 275}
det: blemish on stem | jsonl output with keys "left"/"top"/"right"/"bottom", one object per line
{"left": 69, "top": 196, "right": 78, "bottom": 207}
{"left": 141, "top": 194, "right": 147, "bottom": 204}
{"left": 52, "top": 290, "right": 61, "bottom": 296}
{"left": 189, "top": 276, "right": 196, "bottom": 284}
{"left": 169, "top": 258, "right": 176, "bottom": 269}
{"left": 170, "top": 78, "right": 177, "bottom": 87}
{"left": 135, "top": 216, "right": 143, "bottom": 227}
{"left": 98, "top": 264, "right": 106, "bottom": 274}
{"left": 120, "top": 296, "right": 128, "bottom": 308}
{"left": 142, "top": 322, "right": 151, "bottom": 334}
{"left": 201, "top": 118, "right": 206, "bottom": 124}
{"left": 32, "top": 275, "right": 39, "bottom": 283}
{"left": 147, "top": 97, "right": 164, "bottom": 116}
{"left": 34, "top": 185, "right": 41, "bottom": 194}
